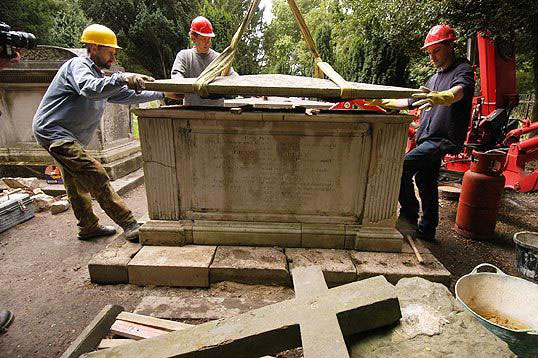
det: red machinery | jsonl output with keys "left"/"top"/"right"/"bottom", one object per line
{"left": 331, "top": 33, "right": 538, "bottom": 192}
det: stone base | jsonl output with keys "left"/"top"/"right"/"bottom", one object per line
{"left": 0, "top": 141, "right": 142, "bottom": 181}
{"left": 90, "top": 242, "right": 451, "bottom": 288}
{"left": 140, "top": 219, "right": 403, "bottom": 252}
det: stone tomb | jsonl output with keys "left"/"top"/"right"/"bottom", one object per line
{"left": 0, "top": 46, "right": 142, "bottom": 180}
{"left": 83, "top": 266, "right": 401, "bottom": 357}
{"left": 137, "top": 106, "right": 411, "bottom": 251}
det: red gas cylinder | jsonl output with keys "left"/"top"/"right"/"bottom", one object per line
{"left": 454, "top": 150, "right": 506, "bottom": 239}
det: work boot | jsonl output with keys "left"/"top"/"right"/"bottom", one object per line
{"left": 0, "top": 309, "right": 14, "bottom": 332}
{"left": 123, "top": 221, "right": 140, "bottom": 242}
{"left": 77, "top": 225, "right": 117, "bottom": 240}
{"left": 416, "top": 226, "right": 436, "bottom": 241}
{"left": 396, "top": 215, "right": 418, "bottom": 234}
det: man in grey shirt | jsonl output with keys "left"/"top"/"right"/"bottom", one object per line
{"left": 171, "top": 16, "right": 237, "bottom": 106}
{"left": 33, "top": 24, "right": 164, "bottom": 242}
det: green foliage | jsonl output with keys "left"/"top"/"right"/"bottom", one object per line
{"left": 49, "top": 0, "right": 91, "bottom": 48}
{"left": 0, "top": 0, "right": 59, "bottom": 45}
{"left": 199, "top": 0, "right": 265, "bottom": 75}
{"left": 79, "top": 0, "right": 195, "bottom": 78}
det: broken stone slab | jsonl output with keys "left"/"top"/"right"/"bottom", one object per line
{"left": 401, "top": 239, "right": 431, "bottom": 254}
{"left": 83, "top": 268, "right": 401, "bottom": 358}
{"left": 32, "top": 193, "right": 55, "bottom": 212}
{"left": 50, "top": 199, "right": 70, "bottom": 215}
{"left": 134, "top": 296, "right": 279, "bottom": 321}
{"left": 348, "top": 277, "right": 514, "bottom": 357}
{"left": 128, "top": 245, "right": 216, "bottom": 287}
{"left": 209, "top": 246, "right": 290, "bottom": 286}
{"left": 2, "top": 177, "right": 41, "bottom": 190}
{"left": 286, "top": 248, "right": 356, "bottom": 287}
{"left": 88, "top": 237, "right": 142, "bottom": 284}
{"left": 351, "top": 251, "right": 451, "bottom": 286}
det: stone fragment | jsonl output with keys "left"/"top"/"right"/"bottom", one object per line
{"left": 134, "top": 296, "right": 279, "bottom": 320}
{"left": 2, "top": 177, "right": 41, "bottom": 190}
{"left": 351, "top": 251, "right": 451, "bottom": 286}
{"left": 286, "top": 248, "right": 356, "bottom": 287}
{"left": 32, "top": 193, "right": 55, "bottom": 212}
{"left": 348, "top": 277, "right": 514, "bottom": 357}
{"left": 50, "top": 199, "right": 70, "bottom": 214}
{"left": 88, "top": 237, "right": 142, "bottom": 284}
{"left": 128, "top": 245, "right": 216, "bottom": 287}
{"left": 210, "top": 246, "right": 290, "bottom": 286}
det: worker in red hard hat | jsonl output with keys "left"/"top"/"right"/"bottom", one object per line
{"left": 171, "top": 16, "right": 237, "bottom": 106}
{"left": 368, "top": 24, "right": 475, "bottom": 241}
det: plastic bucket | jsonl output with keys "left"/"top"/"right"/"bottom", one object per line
{"left": 513, "top": 231, "right": 538, "bottom": 282}
{"left": 455, "top": 263, "right": 538, "bottom": 357}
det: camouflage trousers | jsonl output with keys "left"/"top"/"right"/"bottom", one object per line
{"left": 46, "top": 140, "right": 135, "bottom": 236}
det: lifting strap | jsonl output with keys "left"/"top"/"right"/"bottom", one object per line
{"left": 193, "top": 0, "right": 355, "bottom": 99}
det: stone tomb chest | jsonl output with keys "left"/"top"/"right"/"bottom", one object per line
{"left": 0, "top": 46, "right": 141, "bottom": 180}
{"left": 137, "top": 106, "right": 411, "bottom": 252}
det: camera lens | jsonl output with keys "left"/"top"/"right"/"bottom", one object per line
{"left": 8, "top": 31, "right": 37, "bottom": 50}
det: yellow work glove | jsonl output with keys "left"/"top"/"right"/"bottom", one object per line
{"left": 412, "top": 86, "right": 455, "bottom": 111}
{"left": 121, "top": 72, "right": 155, "bottom": 93}
{"left": 364, "top": 99, "right": 401, "bottom": 109}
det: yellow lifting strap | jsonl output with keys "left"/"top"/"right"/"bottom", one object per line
{"left": 193, "top": 0, "right": 355, "bottom": 99}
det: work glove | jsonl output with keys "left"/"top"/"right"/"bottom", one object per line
{"left": 364, "top": 99, "right": 401, "bottom": 110}
{"left": 412, "top": 86, "right": 455, "bottom": 111}
{"left": 121, "top": 72, "right": 155, "bottom": 93}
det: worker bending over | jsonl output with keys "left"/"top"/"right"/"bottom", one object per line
{"left": 171, "top": 16, "right": 237, "bottom": 106}
{"left": 33, "top": 24, "right": 166, "bottom": 242}
{"left": 370, "top": 25, "right": 475, "bottom": 240}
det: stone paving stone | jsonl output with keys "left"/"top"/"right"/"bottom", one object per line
{"left": 134, "top": 296, "right": 279, "bottom": 320}
{"left": 85, "top": 268, "right": 401, "bottom": 358}
{"left": 210, "top": 246, "right": 290, "bottom": 286}
{"left": 286, "top": 248, "right": 356, "bottom": 287}
{"left": 128, "top": 245, "right": 216, "bottom": 287}
{"left": 88, "top": 237, "right": 141, "bottom": 284}
{"left": 350, "top": 251, "right": 451, "bottom": 286}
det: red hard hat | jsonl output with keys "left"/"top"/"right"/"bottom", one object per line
{"left": 421, "top": 25, "right": 457, "bottom": 50}
{"left": 190, "top": 16, "right": 215, "bottom": 37}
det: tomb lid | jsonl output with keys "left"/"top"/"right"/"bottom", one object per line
{"left": 0, "top": 45, "right": 123, "bottom": 83}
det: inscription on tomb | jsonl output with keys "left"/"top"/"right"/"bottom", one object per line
{"left": 190, "top": 132, "right": 367, "bottom": 216}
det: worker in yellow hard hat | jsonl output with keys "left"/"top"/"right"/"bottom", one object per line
{"left": 369, "top": 25, "right": 475, "bottom": 241}
{"left": 32, "top": 24, "right": 166, "bottom": 242}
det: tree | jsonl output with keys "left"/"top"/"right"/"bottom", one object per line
{"left": 49, "top": 0, "right": 92, "bottom": 48}
{"left": 442, "top": 0, "right": 538, "bottom": 123}
{"left": 0, "top": 0, "right": 59, "bottom": 45}
{"left": 79, "top": 0, "right": 195, "bottom": 78}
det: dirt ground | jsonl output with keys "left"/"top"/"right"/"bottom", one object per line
{"left": 0, "top": 183, "right": 537, "bottom": 357}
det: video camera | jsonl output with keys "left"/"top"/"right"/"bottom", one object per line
{"left": 0, "top": 22, "right": 37, "bottom": 59}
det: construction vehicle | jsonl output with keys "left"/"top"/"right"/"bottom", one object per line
{"left": 331, "top": 33, "right": 538, "bottom": 192}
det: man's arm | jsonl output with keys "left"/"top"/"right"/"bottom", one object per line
{"left": 170, "top": 51, "right": 186, "bottom": 79}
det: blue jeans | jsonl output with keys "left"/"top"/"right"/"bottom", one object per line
{"left": 399, "top": 140, "right": 445, "bottom": 233}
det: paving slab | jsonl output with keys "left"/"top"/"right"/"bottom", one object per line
{"left": 210, "top": 246, "right": 290, "bottom": 286}
{"left": 134, "top": 296, "right": 279, "bottom": 320}
{"left": 84, "top": 269, "right": 401, "bottom": 358}
{"left": 286, "top": 248, "right": 356, "bottom": 287}
{"left": 128, "top": 245, "right": 216, "bottom": 287}
{"left": 350, "top": 251, "right": 451, "bottom": 286}
{"left": 88, "top": 237, "right": 142, "bottom": 284}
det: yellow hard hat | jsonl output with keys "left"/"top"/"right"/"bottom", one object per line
{"left": 80, "top": 24, "right": 121, "bottom": 49}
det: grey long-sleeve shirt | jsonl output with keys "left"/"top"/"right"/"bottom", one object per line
{"left": 171, "top": 48, "right": 237, "bottom": 106}
{"left": 32, "top": 56, "right": 163, "bottom": 148}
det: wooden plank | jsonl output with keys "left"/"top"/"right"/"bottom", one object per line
{"left": 60, "top": 304, "right": 123, "bottom": 358}
{"left": 116, "top": 311, "right": 193, "bottom": 331}
{"left": 98, "top": 339, "right": 135, "bottom": 349}
{"left": 109, "top": 320, "right": 169, "bottom": 340}
{"left": 144, "top": 74, "right": 418, "bottom": 99}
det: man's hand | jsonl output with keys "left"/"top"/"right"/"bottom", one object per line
{"left": 164, "top": 92, "right": 184, "bottom": 100}
{"left": 364, "top": 99, "right": 401, "bottom": 110}
{"left": 121, "top": 72, "right": 155, "bottom": 93}
{"left": 412, "top": 86, "right": 455, "bottom": 111}
{"left": 0, "top": 48, "right": 22, "bottom": 69}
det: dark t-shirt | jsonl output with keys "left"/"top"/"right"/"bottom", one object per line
{"left": 409, "top": 58, "right": 475, "bottom": 154}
